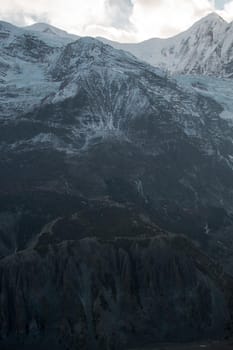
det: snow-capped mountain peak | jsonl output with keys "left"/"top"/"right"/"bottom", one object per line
{"left": 194, "top": 12, "right": 226, "bottom": 24}
{"left": 99, "top": 13, "right": 233, "bottom": 78}
{"left": 186, "top": 12, "right": 227, "bottom": 37}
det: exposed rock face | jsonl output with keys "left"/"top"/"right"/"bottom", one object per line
{"left": 0, "top": 235, "right": 232, "bottom": 350}
{"left": 1, "top": 36, "right": 233, "bottom": 258}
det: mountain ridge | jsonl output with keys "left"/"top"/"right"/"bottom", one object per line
{"left": 2, "top": 12, "right": 233, "bottom": 77}
{"left": 99, "top": 12, "right": 233, "bottom": 77}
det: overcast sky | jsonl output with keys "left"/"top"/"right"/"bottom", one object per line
{"left": 0, "top": 0, "right": 233, "bottom": 42}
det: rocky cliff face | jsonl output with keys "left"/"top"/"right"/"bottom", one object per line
{"left": 0, "top": 234, "right": 232, "bottom": 350}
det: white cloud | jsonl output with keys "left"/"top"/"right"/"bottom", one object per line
{"left": 217, "top": 1, "right": 233, "bottom": 21}
{"left": 130, "top": 0, "right": 214, "bottom": 41}
{"left": 0, "top": 0, "right": 232, "bottom": 42}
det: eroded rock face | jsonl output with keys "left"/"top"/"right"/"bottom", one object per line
{"left": 0, "top": 235, "right": 231, "bottom": 350}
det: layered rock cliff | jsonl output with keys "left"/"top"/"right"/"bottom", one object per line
{"left": 0, "top": 233, "right": 232, "bottom": 350}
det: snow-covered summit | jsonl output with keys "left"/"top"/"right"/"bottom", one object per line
{"left": 192, "top": 12, "right": 226, "bottom": 25}
{"left": 99, "top": 13, "right": 233, "bottom": 78}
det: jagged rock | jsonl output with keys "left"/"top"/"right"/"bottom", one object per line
{"left": 0, "top": 234, "right": 232, "bottom": 350}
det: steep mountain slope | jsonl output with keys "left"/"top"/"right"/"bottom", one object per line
{"left": 0, "top": 20, "right": 77, "bottom": 119}
{"left": 0, "top": 33, "right": 233, "bottom": 258}
{"left": 176, "top": 75, "right": 233, "bottom": 123}
{"left": 99, "top": 13, "right": 233, "bottom": 77}
{"left": 1, "top": 21, "right": 233, "bottom": 349}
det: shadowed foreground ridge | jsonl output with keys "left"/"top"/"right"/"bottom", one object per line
{"left": 1, "top": 228, "right": 233, "bottom": 350}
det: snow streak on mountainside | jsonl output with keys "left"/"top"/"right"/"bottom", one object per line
{"left": 99, "top": 13, "right": 233, "bottom": 77}
{"left": 176, "top": 75, "right": 233, "bottom": 122}
{"left": 0, "top": 21, "right": 78, "bottom": 118}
